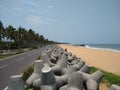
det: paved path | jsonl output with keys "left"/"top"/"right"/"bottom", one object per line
{"left": 0, "top": 47, "right": 45, "bottom": 89}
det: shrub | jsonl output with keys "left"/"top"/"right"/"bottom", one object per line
{"left": 30, "top": 45, "right": 38, "bottom": 50}
{"left": 22, "top": 54, "right": 41, "bottom": 82}
{"left": 22, "top": 64, "right": 34, "bottom": 82}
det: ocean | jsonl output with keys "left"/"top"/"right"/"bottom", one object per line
{"left": 76, "top": 44, "right": 120, "bottom": 52}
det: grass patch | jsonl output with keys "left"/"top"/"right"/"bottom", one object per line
{"left": 22, "top": 54, "right": 41, "bottom": 82}
{"left": 0, "top": 55, "right": 12, "bottom": 60}
{"left": 22, "top": 54, "right": 41, "bottom": 90}
{"left": 22, "top": 64, "right": 34, "bottom": 82}
{"left": 25, "top": 87, "right": 34, "bottom": 90}
{"left": 36, "top": 54, "right": 41, "bottom": 60}
{"left": 90, "top": 67, "right": 120, "bottom": 87}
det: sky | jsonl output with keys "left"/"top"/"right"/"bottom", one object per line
{"left": 0, "top": 0, "right": 120, "bottom": 44}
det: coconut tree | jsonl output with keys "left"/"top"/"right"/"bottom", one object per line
{"left": 28, "top": 29, "right": 36, "bottom": 46}
{"left": 5, "top": 25, "right": 16, "bottom": 49}
{"left": 17, "top": 26, "right": 25, "bottom": 51}
{"left": 0, "top": 20, "right": 4, "bottom": 42}
{"left": 39, "top": 35, "right": 45, "bottom": 44}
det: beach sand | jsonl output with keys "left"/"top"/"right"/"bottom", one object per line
{"left": 58, "top": 44, "right": 120, "bottom": 74}
{"left": 58, "top": 44, "right": 120, "bottom": 90}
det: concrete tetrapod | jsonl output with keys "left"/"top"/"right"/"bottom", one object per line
{"left": 71, "top": 60, "right": 85, "bottom": 71}
{"left": 50, "top": 50, "right": 60, "bottom": 64}
{"left": 109, "top": 84, "right": 120, "bottom": 90}
{"left": 4, "top": 45, "right": 106, "bottom": 90}
{"left": 33, "top": 54, "right": 68, "bottom": 90}
{"left": 55, "top": 64, "right": 90, "bottom": 90}
{"left": 41, "top": 64, "right": 56, "bottom": 90}
{"left": 77, "top": 70, "right": 104, "bottom": 90}
{"left": 52, "top": 53, "right": 68, "bottom": 76}
{"left": 68, "top": 72, "right": 84, "bottom": 90}
{"left": 80, "top": 64, "right": 91, "bottom": 73}
{"left": 68, "top": 53, "right": 75, "bottom": 62}
{"left": 33, "top": 78, "right": 41, "bottom": 90}
{"left": 55, "top": 64, "right": 84, "bottom": 89}
{"left": 70, "top": 59, "right": 80, "bottom": 65}
{"left": 33, "top": 58, "right": 84, "bottom": 90}
{"left": 86, "top": 79, "right": 98, "bottom": 90}
{"left": 41, "top": 52, "right": 55, "bottom": 67}
{"left": 55, "top": 75, "right": 68, "bottom": 90}
{"left": 33, "top": 52, "right": 68, "bottom": 89}
{"left": 5, "top": 75, "right": 25, "bottom": 90}
{"left": 26, "top": 60, "right": 43, "bottom": 87}
{"left": 59, "top": 72, "right": 84, "bottom": 90}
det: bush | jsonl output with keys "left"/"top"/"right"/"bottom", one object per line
{"left": 30, "top": 45, "right": 38, "bottom": 50}
{"left": 22, "top": 54, "right": 41, "bottom": 82}
{"left": 36, "top": 55, "right": 41, "bottom": 60}
{"left": 22, "top": 64, "right": 34, "bottom": 82}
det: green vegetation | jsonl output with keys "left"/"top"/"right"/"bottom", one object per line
{"left": 0, "top": 20, "right": 55, "bottom": 51}
{"left": 22, "top": 54, "right": 41, "bottom": 82}
{"left": 36, "top": 55, "right": 41, "bottom": 60}
{"left": 0, "top": 55, "right": 11, "bottom": 60}
{"left": 29, "top": 45, "right": 38, "bottom": 50}
{"left": 90, "top": 67, "right": 120, "bottom": 87}
{"left": 23, "top": 69, "right": 34, "bottom": 89}
{"left": 22, "top": 63, "right": 34, "bottom": 82}
{"left": 25, "top": 87, "right": 34, "bottom": 90}
{"left": 23, "top": 55, "right": 42, "bottom": 90}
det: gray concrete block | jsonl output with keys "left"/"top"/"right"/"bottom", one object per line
{"left": 41, "top": 64, "right": 56, "bottom": 90}
{"left": 7, "top": 75, "right": 25, "bottom": 90}
{"left": 109, "top": 84, "right": 120, "bottom": 90}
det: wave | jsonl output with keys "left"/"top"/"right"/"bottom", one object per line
{"left": 85, "top": 45, "right": 120, "bottom": 53}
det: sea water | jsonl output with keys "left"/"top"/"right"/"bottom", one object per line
{"left": 85, "top": 44, "right": 120, "bottom": 52}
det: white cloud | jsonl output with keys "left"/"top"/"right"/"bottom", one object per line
{"left": 44, "top": 17, "right": 57, "bottom": 22}
{"left": 26, "top": 15, "right": 48, "bottom": 27}
{"left": 23, "top": 1, "right": 38, "bottom": 7}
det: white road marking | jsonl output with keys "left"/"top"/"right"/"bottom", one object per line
{"left": 0, "top": 57, "right": 24, "bottom": 69}
{"left": 4, "top": 86, "right": 8, "bottom": 90}
{"left": 0, "top": 64, "right": 8, "bottom": 69}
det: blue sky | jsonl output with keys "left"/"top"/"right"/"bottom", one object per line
{"left": 0, "top": 0, "right": 120, "bottom": 44}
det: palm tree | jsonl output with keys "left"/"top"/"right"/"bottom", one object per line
{"left": 0, "top": 20, "right": 55, "bottom": 50}
{"left": 40, "top": 35, "right": 45, "bottom": 44}
{"left": 17, "top": 26, "right": 26, "bottom": 50}
{"left": 28, "top": 29, "right": 36, "bottom": 46}
{"left": 5, "top": 25, "right": 16, "bottom": 41}
{"left": 2, "top": 28, "right": 5, "bottom": 42}
{"left": 5, "top": 25, "right": 16, "bottom": 49}
{"left": 0, "top": 20, "right": 4, "bottom": 42}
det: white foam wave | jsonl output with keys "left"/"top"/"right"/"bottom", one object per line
{"left": 85, "top": 45, "right": 90, "bottom": 48}
{"left": 85, "top": 45, "right": 120, "bottom": 53}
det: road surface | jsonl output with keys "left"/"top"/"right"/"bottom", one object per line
{"left": 0, "top": 47, "right": 45, "bottom": 89}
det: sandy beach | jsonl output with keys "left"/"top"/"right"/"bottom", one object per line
{"left": 58, "top": 44, "right": 120, "bottom": 75}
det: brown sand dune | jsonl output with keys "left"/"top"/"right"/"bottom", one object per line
{"left": 58, "top": 44, "right": 120, "bottom": 75}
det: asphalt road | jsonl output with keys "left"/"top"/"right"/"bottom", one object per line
{"left": 0, "top": 47, "right": 45, "bottom": 89}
